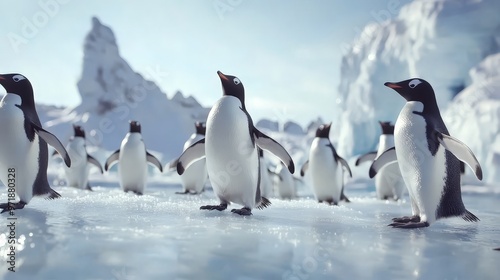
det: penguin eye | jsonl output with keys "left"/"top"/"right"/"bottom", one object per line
{"left": 408, "top": 79, "right": 422, "bottom": 89}
{"left": 12, "top": 75, "right": 26, "bottom": 82}
{"left": 233, "top": 78, "right": 241, "bottom": 85}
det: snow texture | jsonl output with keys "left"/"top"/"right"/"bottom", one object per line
{"left": 0, "top": 183, "right": 498, "bottom": 280}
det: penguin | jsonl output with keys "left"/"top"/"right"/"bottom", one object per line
{"left": 273, "top": 162, "right": 295, "bottom": 199}
{"left": 258, "top": 148, "right": 275, "bottom": 198}
{"left": 170, "top": 122, "right": 208, "bottom": 194}
{"left": 355, "top": 121, "right": 405, "bottom": 200}
{"left": 104, "top": 121, "right": 163, "bottom": 195}
{"left": 53, "top": 125, "right": 103, "bottom": 191}
{"left": 176, "top": 71, "right": 295, "bottom": 215}
{"left": 369, "top": 78, "right": 483, "bottom": 228}
{"left": 300, "top": 123, "right": 352, "bottom": 205}
{"left": 0, "top": 73, "right": 71, "bottom": 212}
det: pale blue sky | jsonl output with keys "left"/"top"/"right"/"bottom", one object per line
{"left": 0, "top": 0, "right": 408, "bottom": 126}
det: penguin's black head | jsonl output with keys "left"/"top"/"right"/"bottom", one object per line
{"left": 0, "top": 73, "right": 35, "bottom": 106}
{"left": 378, "top": 121, "right": 394, "bottom": 135}
{"left": 315, "top": 123, "right": 332, "bottom": 138}
{"left": 129, "top": 120, "right": 141, "bottom": 133}
{"left": 195, "top": 121, "right": 206, "bottom": 136}
{"left": 384, "top": 78, "right": 436, "bottom": 105}
{"left": 73, "top": 125, "right": 86, "bottom": 138}
{"left": 217, "top": 71, "right": 245, "bottom": 109}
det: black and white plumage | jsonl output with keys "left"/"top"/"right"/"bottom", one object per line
{"left": 355, "top": 121, "right": 405, "bottom": 200}
{"left": 300, "top": 123, "right": 351, "bottom": 205}
{"left": 0, "top": 73, "right": 71, "bottom": 212}
{"left": 54, "top": 125, "right": 102, "bottom": 191}
{"left": 370, "top": 78, "right": 482, "bottom": 228}
{"left": 176, "top": 71, "right": 295, "bottom": 215}
{"left": 171, "top": 122, "right": 208, "bottom": 195}
{"left": 104, "top": 121, "right": 163, "bottom": 195}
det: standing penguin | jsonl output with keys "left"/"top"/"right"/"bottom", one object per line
{"left": 370, "top": 78, "right": 482, "bottom": 228}
{"left": 104, "top": 121, "right": 163, "bottom": 195}
{"left": 171, "top": 122, "right": 208, "bottom": 194}
{"left": 300, "top": 123, "right": 352, "bottom": 205}
{"left": 0, "top": 73, "right": 71, "bottom": 212}
{"left": 274, "top": 162, "right": 296, "bottom": 199}
{"left": 176, "top": 71, "right": 295, "bottom": 215}
{"left": 54, "top": 125, "right": 103, "bottom": 191}
{"left": 356, "top": 121, "right": 405, "bottom": 200}
{"left": 258, "top": 148, "right": 274, "bottom": 198}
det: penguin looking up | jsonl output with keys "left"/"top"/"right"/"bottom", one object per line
{"left": 355, "top": 121, "right": 405, "bottom": 200}
{"left": 370, "top": 78, "right": 482, "bottom": 228}
{"left": 176, "top": 71, "right": 295, "bottom": 216}
{"left": 104, "top": 121, "right": 163, "bottom": 195}
{"left": 53, "top": 125, "right": 103, "bottom": 191}
{"left": 300, "top": 123, "right": 351, "bottom": 205}
{"left": 0, "top": 73, "right": 71, "bottom": 212}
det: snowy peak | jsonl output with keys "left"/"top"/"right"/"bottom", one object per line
{"left": 84, "top": 17, "right": 119, "bottom": 56}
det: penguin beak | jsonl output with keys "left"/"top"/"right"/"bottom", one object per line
{"left": 217, "top": 71, "right": 229, "bottom": 81}
{"left": 0, "top": 76, "right": 5, "bottom": 80}
{"left": 384, "top": 82, "right": 402, "bottom": 89}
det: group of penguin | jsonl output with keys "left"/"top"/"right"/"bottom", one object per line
{"left": 0, "top": 71, "right": 488, "bottom": 230}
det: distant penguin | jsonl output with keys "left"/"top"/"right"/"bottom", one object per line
{"left": 356, "top": 121, "right": 405, "bottom": 200}
{"left": 0, "top": 73, "right": 71, "bottom": 212}
{"left": 300, "top": 123, "right": 352, "bottom": 205}
{"left": 171, "top": 122, "right": 208, "bottom": 194}
{"left": 104, "top": 121, "right": 163, "bottom": 195}
{"left": 176, "top": 71, "right": 295, "bottom": 215}
{"left": 54, "top": 125, "right": 103, "bottom": 191}
{"left": 370, "top": 78, "right": 482, "bottom": 228}
{"left": 258, "top": 148, "right": 274, "bottom": 198}
{"left": 274, "top": 162, "right": 295, "bottom": 199}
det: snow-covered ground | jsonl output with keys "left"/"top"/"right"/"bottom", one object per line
{"left": 0, "top": 178, "right": 498, "bottom": 280}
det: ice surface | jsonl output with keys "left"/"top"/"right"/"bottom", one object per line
{"left": 0, "top": 180, "right": 498, "bottom": 280}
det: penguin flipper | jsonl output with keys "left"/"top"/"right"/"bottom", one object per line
{"left": 254, "top": 129, "right": 295, "bottom": 174}
{"left": 166, "top": 158, "right": 179, "bottom": 171}
{"left": 435, "top": 131, "right": 483, "bottom": 180}
{"left": 146, "top": 151, "right": 163, "bottom": 173}
{"left": 104, "top": 149, "right": 120, "bottom": 171}
{"left": 300, "top": 160, "right": 309, "bottom": 177}
{"left": 87, "top": 154, "right": 103, "bottom": 174}
{"left": 177, "top": 138, "right": 206, "bottom": 175}
{"left": 355, "top": 151, "right": 377, "bottom": 166}
{"left": 369, "top": 147, "right": 397, "bottom": 178}
{"left": 31, "top": 123, "right": 71, "bottom": 167}
{"left": 335, "top": 155, "right": 352, "bottom": 177}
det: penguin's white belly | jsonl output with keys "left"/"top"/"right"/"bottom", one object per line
{"left": 276, "top": 166, "right": 294, "bottom": 199}
{"left": 64, "top": 144, "right": 89, "bottom": 189}
{"left": 118, "top": 141, "right": 147, "bottom": 193}
{"left": 375, "top": 135, "right": 405, "bottom": 199}
{"left": 259, "top": 159, "right": 273, "bottom": 197}
{"left": 0, "top": 101, "right": 39, "bottom": 202}
{"left": 180, "top": 159, "right": 207, "bottom": 193}
{"left": 395, "top": 102, "right": 446, "bottom": 223}
{"left": 376, "top": 162, "right": 405, "bottom": 199}
{"left": 205, "top": 97, "right": 258, "bottom": 208}
{"left": 309, "top": 140, "right": 341, "bottom": 201}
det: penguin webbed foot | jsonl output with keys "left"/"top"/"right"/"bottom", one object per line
{"left": 0, "top": 201, "right": 27, "bottom": 213}
{"left": 324, "top": 199, "right": 338, "bottom": 206}
{"left": 175, "top": 190, "right": 190, "bottom": 195}
{"left": 392, "top": 215, "right": 420, "bottom": 223}
{"left": 231, "top": 207, "right": 252, "bottom": 216}
{"left": 389, "top": 221, "right": 429, "bottom": 228}
{"left": 200, "top": 203, "right": 227, "bottom": 211}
